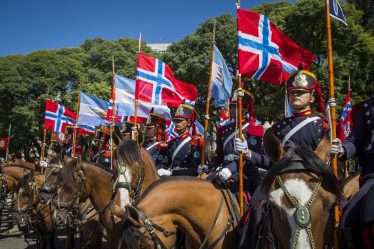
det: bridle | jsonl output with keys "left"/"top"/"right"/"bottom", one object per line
{"left": 133, "top": 190, "right": 237, "bottom": 249}
{"left": 115, "top": 150, "right": 145, "bottom": 205}
{"left": 275, "top": 173, "right": 322, "bottom": 249}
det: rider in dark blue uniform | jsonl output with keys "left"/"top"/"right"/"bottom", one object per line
{"left": 208, "top": 89, "right": 265, "bottom": 198}
{"left": 239, "top": 69, "right": 328, "bottom": 248}
{"left": 237, "top": 70, "right": 328, "bottom": 169}
{"left": 332, "top": 96, "right": 374, "bottom": 248}
{"left": 158, "top": 103, "right": 202, "bottom": 177}
{"left": 143, "top": 109, "right": 167, "bottom": 169}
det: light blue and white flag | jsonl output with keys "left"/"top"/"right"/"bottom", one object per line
{"left": 210, "top": 45, "right": 233, "bottom": 108}
{"left": 329, "top": 0, "right": 347, "bottom": 26}
{"left": 78, "top": 92, "right": 109, "bottom": 134}
{"left": 112, "top": 74, "right": 171, "bottom": 123}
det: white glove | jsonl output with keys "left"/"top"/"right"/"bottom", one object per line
{"left": 217, "top": 168, "right": 232, "bottom": 181}
{"left": 40, "top": 160, "right": 48, "bottom": 168}
{"left": 157, "top": 168, "right": 172, "bottom": 176}
{"left": 197, "top": 165, "right": 209, "bottom": 174}
{"left": 235, "top": 138, "right": 249, "bottom": 154}
{"left": 331, "top": 138, "right": 344, "bottom": 156}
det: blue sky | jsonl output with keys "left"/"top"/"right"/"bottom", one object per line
{"left": 0, "top": 0, "right": 285, "bottom": 56}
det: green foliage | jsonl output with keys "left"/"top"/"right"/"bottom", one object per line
{"left": 0, "top": 0, "right": 372, "bottom": 159}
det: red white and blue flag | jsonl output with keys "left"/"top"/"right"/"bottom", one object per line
{"left": 337, "top": 89, "right": 352, "bottom": 142}
{"left": 219, "top": 108, "right": 230, "bottom": 128}
{"left": 106, "top": 74, "right": 171, "bottom": 124}
{"left": 136, "top": 53, "right": 198, "bottom": 107}
{"left": 237, "top": 8, "right": 315, "bottom": 85}
{"left": 44, "top": 99, "right": 76, "bottom": 134}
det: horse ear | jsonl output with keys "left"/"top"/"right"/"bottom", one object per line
{"left": 125, "top": 205, "right": 142, "bottom": 226}
{"left": 314, "top": 136, "right": 331, "bottom": 163}
{"left": 263, "top": 128, "right": 284, "bottom": 162}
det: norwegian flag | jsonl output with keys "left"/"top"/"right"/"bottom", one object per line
{"left": 219, "top": 108, "right": 230, "bottom": 128}
{"left": 106, "top": 86, "right": 123, "bottom": 124}
{"left": 44, "top": 99, "right": 92, "bottom": 135}
{"left": 136, "top": 53, "right": 198, "bottom": 107}
{"left": 44, "top": 99, "right": 76, "bottom": 133}
{"left": 337, "top": 89, "right": 352, "bottom": 142}
{"left": 237, "top": 8, "right": 315, "bottom": 85}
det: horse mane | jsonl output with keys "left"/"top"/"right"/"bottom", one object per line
{"left": 113, "top": 140, "right": 143, "bottom": 180}
{"left": 262, "top": 145, "right": 340, "bottom": 196}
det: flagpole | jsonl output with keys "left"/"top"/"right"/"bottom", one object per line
{"left": 201, "top": 20, "right": 216, "bottom": 166}
{"left": 326, "top": 0, "right": 340, "bottom": 246}
{"left": 344, "top": 75, "right": 351, "bottom": 177}
{"left": 5, "top": 123, "right": 11, "bottom": 161}
{"left": 236, "top": 1, "right": 244, "bottom": 217}
{"left": 72, "top": 91, "right": 81, "bottom": 157}
{"left": 133, "top": 33, "right": 142, "bottom": 141}
{"left": 111, "top": 56, "right": 115, "bottom": 169}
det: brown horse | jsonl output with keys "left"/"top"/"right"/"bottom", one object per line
{"left": 13, "top": 172, "right": 56, "bottom": 249}
{"left": 120, "top": 177, "right": 240, "bottom": 249}
{"left": 0, "top": 163, "right": 36, "bottom": 218}
{"left": 54, "top": 140, "right": 159, "bottom": 248}
{"left": 38, "top": 155, "right": 103, "bottom": 249}
{"left": 258, "top": 131, "right": 340, "bottom": 249}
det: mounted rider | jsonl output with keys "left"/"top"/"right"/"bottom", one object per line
{"left": 239, "top": 69, "right": 329, "bottom": 248}
{"left": 331, "top": 96, "right": 374, "bottom": 248}
{"left": 208, "top": 89, "right": 265, "bottom": 199}
{"left": 158, "top": 102, "right": 202, "bottom": 176}
{"left": 143, "top": 108, "right": 167, "bottom": 169}
{"left": 236, "top": 69, "right": 328, "bottom": 169}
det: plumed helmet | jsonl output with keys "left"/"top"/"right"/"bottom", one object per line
{"left": 286, "top": 70, "right": 317, "bottom": 92}
{"left": 173, "top": 103, "right": 195, "bottom": 121}
{"left": 286, "top": 70, "right": 325, "bottom": 113}
{"left": 120, "top": 121, "right": 139, "bottom": 135}
{"left": 146, "top": 108, "right": 166, "bottom": 129}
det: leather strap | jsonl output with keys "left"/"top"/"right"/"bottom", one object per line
{"left": 281, "top": 116, "right": 320, "bottom": 146}
{"left": 172, "top": 136, "right": 191, "bottom": 162}
{"left": 223, "top": 122, "right": 250, "bottom": 150}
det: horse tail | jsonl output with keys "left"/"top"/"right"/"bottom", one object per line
{"left": 120, "top": 212, "right": 140, "bottom": 249}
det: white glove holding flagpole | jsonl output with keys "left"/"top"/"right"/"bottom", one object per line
{"left": 235, "top": 138, "right": 249, "bottom": 154}
{"left": 157, "top": 168, "right": 172, "bottom": 176}
{"left": 40, "top": 160, "right": 48, "bottom": 168}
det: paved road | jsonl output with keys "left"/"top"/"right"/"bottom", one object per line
{"left": 0, "top": 204, "right": 108, "bottom": 249}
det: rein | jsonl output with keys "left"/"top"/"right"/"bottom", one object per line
{"left": 275, "top": 175, "right": 322, "bottom": 249}
{"left": 136, "top": 207, "right": 176, "bottom": 249}
{"left": 135, "top": 190, "right": 235, "bottom": 249}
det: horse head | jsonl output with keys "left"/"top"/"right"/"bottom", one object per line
{"left": 120, "top": 205, "right": 176, "bottom": 249}
{"left": 53, "top": 158, "right": 85, "bottom": 227}
{"left": 113, "top": 139, "right": 159, "bottom": 207}
{"left": 38, "top": 164, "right": 62, "bottom": 204}
{"left": 261, "top": 136, "right": 340, "bottom": 249}
{"left": 12, "top": 172, "right": 37, "bottom": 224}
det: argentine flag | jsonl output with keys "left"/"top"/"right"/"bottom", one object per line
{"left": 210, "top": 45, "right": 233, "bottom": 108}
{"left": 78, "top": 92, "right": 109, "bottom": 134}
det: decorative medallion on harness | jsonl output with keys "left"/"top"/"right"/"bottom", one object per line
{"left": 295, "top": 206, "right": 311, "bottom": 228}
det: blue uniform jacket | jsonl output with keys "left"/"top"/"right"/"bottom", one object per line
{"left": 143, "top": 140, "right": 165, "bottom": 170}
{"left": 160, "top": 134, "right": 201, "bottom": 176}
{"left": 250, "top": 110, "right": 328, "bottom": 168}
{"left": 343, "top": 97, "right": 374, "bottom": 179}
